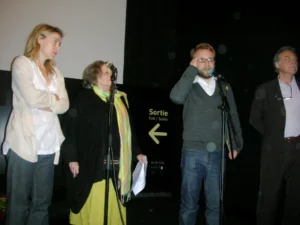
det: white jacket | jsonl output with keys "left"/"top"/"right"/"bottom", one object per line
{"left": 2, "top": 55, "right": 69, "bottom": 164}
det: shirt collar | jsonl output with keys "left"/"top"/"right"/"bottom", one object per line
{"left": 278, "top": 75, "right": 296, "bottom": 86}
{"left": 193, "top": 75, "right": 216, "bottom": 86}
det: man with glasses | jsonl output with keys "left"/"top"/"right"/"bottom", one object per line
{"left": 170, "top": 42, "right": 243, "bottom": 225}
{"left": 249, "top": 46, "right": 300, "bottom": 225}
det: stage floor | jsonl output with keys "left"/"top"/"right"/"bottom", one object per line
{"left": 49, "top": 195, "right": 256, "bottom": 225}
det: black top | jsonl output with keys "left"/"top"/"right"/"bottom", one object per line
{"left": 250, "top": 78, "right": 300, "bottom": 141}
{"left": 61, "top": 88, "right": 141, "bottom": 213}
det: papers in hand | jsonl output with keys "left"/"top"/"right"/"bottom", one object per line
{"left": 131, "top": 156, "right": 147, "bottom": 196}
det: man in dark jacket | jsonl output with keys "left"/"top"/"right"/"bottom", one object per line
{"left": 250, "top": 46, "right": 300, "bottom": 225}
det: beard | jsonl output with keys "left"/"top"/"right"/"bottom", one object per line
{"left": 197, "top": 70, "right": 211, "bottom": 79}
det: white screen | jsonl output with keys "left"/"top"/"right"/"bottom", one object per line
{"left": 0, "top": 0, "right": 127, "bottom": 83}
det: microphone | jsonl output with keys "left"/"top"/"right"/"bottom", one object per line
{"left": 106, "top": 62, "right": 118, "bottom": 81}
{"left": 208, "top": 69, "right": 226, "bottom": 81}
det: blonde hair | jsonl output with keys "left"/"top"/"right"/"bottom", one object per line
{"left": 190, "top": 42, "right": 215, "bottom": 58}
{"left": 24, "top": 23, "right": 64, "bottom": 75}
{"left": 82, "top": 60, "right": 106, "bottom": 89}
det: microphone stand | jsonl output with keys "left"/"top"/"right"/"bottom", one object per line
{"left": 103, "top": 68, "right": 118, "bottom": 225}
{"left": 216, "top": 77, "right": 241, "bottom": 225}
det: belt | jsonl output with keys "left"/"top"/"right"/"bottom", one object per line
{"left": 284, "top": 135, "right": 300, "bottom": 142}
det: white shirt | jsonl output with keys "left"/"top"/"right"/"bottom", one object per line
{"left": 30, "top": 62, "right": 60, "bottom": 155}
{"left": 279, "top": 77, "right": 300, "bottom": 138}
{"left": 193, "top": 75, "right": 216, "bottom": 96}
{"left": 2, "top": 55, "right": 69, "bottom": 164}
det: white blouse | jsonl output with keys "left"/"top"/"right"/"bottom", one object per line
{"left": 30, "top": 61, "right": 60, "bottom": 155}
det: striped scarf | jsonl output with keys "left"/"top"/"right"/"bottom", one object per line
{"left": 93, "top": 86, "right": 132, "bottom": 203}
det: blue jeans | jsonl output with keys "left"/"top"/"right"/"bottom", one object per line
{"left": 179, "top": 149, "right": 221, "bottom": 225}
{"left": 5, "top": 149, "right": 55, "bottom": 225}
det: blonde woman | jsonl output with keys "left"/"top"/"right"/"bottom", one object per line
{"left": 2, "top": 24, "right": 69, "bottom": 225}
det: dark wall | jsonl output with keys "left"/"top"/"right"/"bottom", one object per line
{"left": 0, "top": 70, "right": 12, "bottom": 192}
{"left": 123, "top": 4, "right": 300, "bottom": 214}
{"left": 124, "top": 6, "right": 300, "bottom": 89}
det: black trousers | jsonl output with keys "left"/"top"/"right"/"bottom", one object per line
{"left": 257, "top": 139, "right": 300, "bottom": 225}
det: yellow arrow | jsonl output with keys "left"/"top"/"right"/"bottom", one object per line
{"left": 148, "top": 123, "right": 167, "bottom": 144}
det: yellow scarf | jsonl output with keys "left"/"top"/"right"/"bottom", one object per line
{"left": 93, "top": 86, "right": 132, "bottom": 203}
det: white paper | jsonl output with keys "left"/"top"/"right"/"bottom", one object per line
{"left": 131, "top": 156, "right": 147, "bottom": 195}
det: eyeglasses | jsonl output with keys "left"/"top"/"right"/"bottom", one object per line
{"left": 197, "top": 58, "right": 215, "bottom": 63}
{"left": 283, "top": 85, "right": 292, "bottom": 100}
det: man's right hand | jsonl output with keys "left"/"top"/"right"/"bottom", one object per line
{"left": 190, "top": 57, "right": 198, "bottom": 67}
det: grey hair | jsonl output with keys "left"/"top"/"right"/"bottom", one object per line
{"left": 273, "top": 46, "right": 296, "bottom": 73}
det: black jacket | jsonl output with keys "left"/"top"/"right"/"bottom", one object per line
{"left": 249, "top": 77, "right": 300, "bottom": 155}
{"left": 61, "top": 88, "right": 141, "bottom": 213}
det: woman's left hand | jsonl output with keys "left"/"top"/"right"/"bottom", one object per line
{"left": 137, "top": 154, "right": 147, "bottom": 166}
